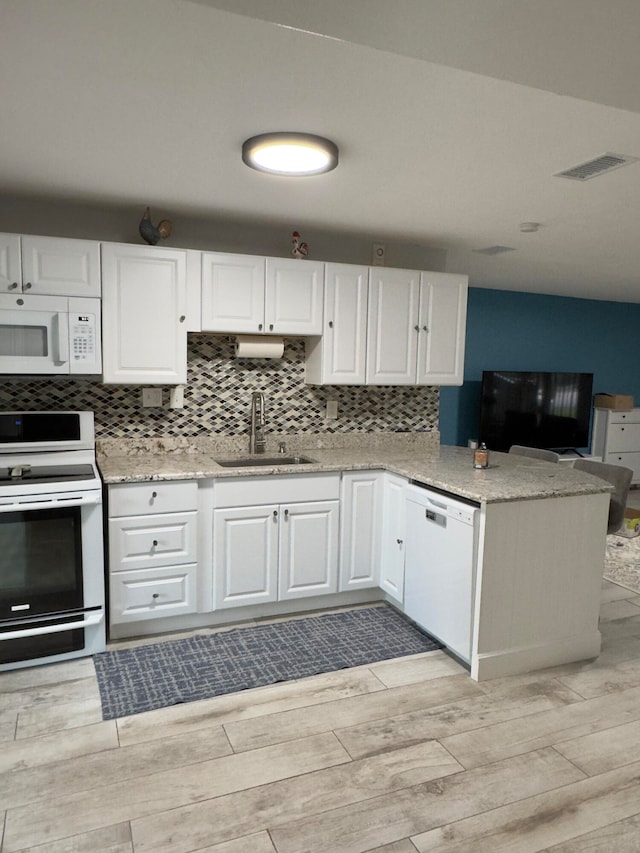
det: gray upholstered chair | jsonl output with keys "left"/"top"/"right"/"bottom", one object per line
{"left": 573, "top": 458, "right": 633, "bottom": 534}
{"left": 508, "top": 445, "right": 560, "bottom": 463}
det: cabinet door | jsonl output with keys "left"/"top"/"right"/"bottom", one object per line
{"left": 279, "top": 500, "right": 339, "bottom": 599}
{"left": 265, "top": 257, "right": 323, "bottom": 334}
{"left": 22, "top": 236, "right": 101, "bottom": 297}
{"left": 214, "top": 505, "right": 278, "bottom": 608}
{"left": 366, "top": 268, "right": 420, "bottom": 385}
{"left": 201, "top": 252, "right": 265, "bottom": 333}
{"left": 306, "top": 263, "right": 368, "bottom": 384}
{"left": 379, "top": 474, "right": 406, "bottom": 602}
{"left": 339, "top": 472, "right": 382, "bottom": 590}
{"left": 0, "top": 233, "right": 22, "bottom": 293}
{"left": 101, "top": 243, "right": 187, "bottom": 384}
{"left": 416, "top": 273, "right": 468, "bottom": 386}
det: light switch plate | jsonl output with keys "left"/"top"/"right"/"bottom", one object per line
{"left": 142, "top": 387, "right": 163, "bottom": 407}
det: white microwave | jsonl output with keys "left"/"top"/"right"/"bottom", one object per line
{"left": 0, "top": 293, "right": 101, "bottom": 375}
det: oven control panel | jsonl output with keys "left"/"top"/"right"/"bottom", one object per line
{"left": 71, "top": 313, "right": 97, "bottom": 361}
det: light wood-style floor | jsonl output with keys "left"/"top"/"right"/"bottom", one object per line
{"left": 3, "top": 581, "right": 640, "bottom": 852}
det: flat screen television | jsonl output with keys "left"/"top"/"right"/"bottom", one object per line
{"left": 479, "top": 371, "right": 594, "bottom": 453}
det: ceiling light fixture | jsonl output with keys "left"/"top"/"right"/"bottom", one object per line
{"left": 242, "top": 132, "right": 339, "bottom": 176}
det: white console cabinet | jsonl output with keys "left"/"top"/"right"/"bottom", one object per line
{"left": 592, "top": 407, "right": 640, "bottom": 484}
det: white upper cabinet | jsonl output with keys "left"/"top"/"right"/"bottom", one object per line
{"left": 417, "top": 272, "right": 468, "bottom": 386}
{"left": 101, "top": 243, "right": 187, "bottom": 385}
{"left": 200, "top": 252, "right": 323, "bottom": 335}
{"left": 201, "top": 252, "right": 265, "bottom": 333}
{"left": 305, "top": 263, "right": 368, "bottom": 384}
{"left": 264, "top": 257, "right": 323, "bottom": 335}
{"left": 0, "top": 233, "right": 100, "bottom": 297}
{"left": 366, "top": 267, "right": 421, "bottom": 385}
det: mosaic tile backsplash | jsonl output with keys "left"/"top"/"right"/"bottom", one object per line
{"left": 0, "top": 336, "right": 439, "bottom": 439}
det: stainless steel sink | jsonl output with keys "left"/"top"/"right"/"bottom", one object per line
{"left": 215, "top": 455, "right": 316, "bottom": 468}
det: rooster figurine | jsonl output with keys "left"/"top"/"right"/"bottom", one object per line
{"left": 139, "top": 207, "right": 173, "bottom": 245}
{"left": 291, "top": 230, "right": 309, "bottom": 259}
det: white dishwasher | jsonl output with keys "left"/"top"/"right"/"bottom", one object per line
{"left": 404, "top": 481, "right": 479, "bottom": 664}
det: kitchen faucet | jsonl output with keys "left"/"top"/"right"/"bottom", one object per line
{"left": 250, "top": 392, "right": 267, "bottom": 454}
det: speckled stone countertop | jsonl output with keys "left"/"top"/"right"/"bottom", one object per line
{"left": 97, "top": 432, "right": 612, "bottom": 505}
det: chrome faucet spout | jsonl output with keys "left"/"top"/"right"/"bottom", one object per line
{"left": 250, "top": 392, "right": 267, "bottom": 454}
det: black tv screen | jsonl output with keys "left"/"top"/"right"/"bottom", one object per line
{"left": 479, "top": 371, "right": 594, "bottom": 452}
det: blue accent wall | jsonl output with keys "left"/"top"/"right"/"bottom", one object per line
{"left": 440, "top": 287, "right": 640, "bottom": 448}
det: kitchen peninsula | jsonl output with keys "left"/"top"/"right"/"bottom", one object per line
{"left": 99, "top": 434, "right": 611, "bottom": 682}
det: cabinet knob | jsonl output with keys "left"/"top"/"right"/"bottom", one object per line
{"left": 9, "top": 282, "right": 18, "bottom": 290}
{"left": 396, "top": 538, "right": 403, "bottom": 544}
{"left": 284, "top": 508, "right": 289, "bottom": 519}
{"left": 414, "top": 325, "right": 420, "bottom": 332}
{"left": 423, "top": 325, "right": 429, "bottom": 332}
{"left": 328, "top": 320, "right": 334, "bottom": 328}
{"left": 23, "top": 282, "right": 32, "bottom": 290}
{"left": 179, "top": 315, "right": 185, "bottom": 322}
{"left": 258, "top": 323, "right": 263, "bottom": 331}
{"left": 152, "top": 593, "right": 159, "bottom": 599}
{"left": 273, "top": 510, "right": 278, "bottom": 518}
{"left": 151, "top": 491, "right": 158, "bottom": 498}
{"left": 269, "top": 324, "right": 274, "bottom": 331}
{"left": 152, "top": 539, "right": 158, "bottom": 547}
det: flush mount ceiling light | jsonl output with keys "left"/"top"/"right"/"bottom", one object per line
{"left": 242, "top": 132, "right": 339, "bottom": 176}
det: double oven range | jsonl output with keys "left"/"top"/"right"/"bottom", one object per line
{"left": 0, "top": 411, "right": 105, "bottom": 671}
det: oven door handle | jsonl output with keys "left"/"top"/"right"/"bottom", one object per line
{"left": 0, "top": 493, "right": 102, "bottom": 513}
{"left": 1, "top": 611, "right": 104, "bottom": 641}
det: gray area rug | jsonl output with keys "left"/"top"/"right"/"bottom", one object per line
{"left": 604, "top": 534, "right": 640, "bottom": 594}
{"left": 93, "top": 605, "right": 441, "bottom": 720}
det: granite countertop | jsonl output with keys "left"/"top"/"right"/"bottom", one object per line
{"left": 97, "top": 433, "right": 612, "bottom": 505}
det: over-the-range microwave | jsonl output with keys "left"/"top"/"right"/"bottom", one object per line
{"left": 0, "top": 293, "right": 101, "bottom": 375}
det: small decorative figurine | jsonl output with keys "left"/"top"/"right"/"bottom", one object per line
{"left": 138, "top": 207, "right": 173, "bottom": 245}
{"left": 291, "top": 230, "right": 309, "bottom": 259}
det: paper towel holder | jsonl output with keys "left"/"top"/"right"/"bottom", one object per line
{"left": 234, "top": 334, "right": 285, "bottom": 359}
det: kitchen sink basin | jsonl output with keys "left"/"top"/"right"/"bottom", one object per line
{"left": 215, "top": 455, "right": 317, "bottom": 468}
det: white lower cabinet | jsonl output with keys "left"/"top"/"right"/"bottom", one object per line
{"left": 379, "top": 473, "right": 407, "bottom": 602}
{"left": 108, "top": 480, "right": 198, "bottom": 625}
{"left": 213, "top": 474, "right": 341, "bottom": 609}
{"left": 339, "top": 471, "right": 382, "bottom": 590}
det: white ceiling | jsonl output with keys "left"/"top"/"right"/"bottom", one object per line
{"left": 3, "top": 0, "right": 640, "bottom": 301}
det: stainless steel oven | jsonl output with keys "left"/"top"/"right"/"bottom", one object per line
{"left": 0, "top": 411, "right": 105, "bottom": 670}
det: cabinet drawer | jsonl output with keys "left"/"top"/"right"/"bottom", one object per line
{"left": 604, "top": 450, "right": 640, "bottom": 477}
{"left": 605, "top": 423, "right": 640, "bottom": 452}
{"left": 609, "top": 409, "right": 640, "bottom": 424}
{"left": 109, "top": 480, "right": 197, "bottom": 517}
{"left": 214, "top": 473, "right": 340, "bottom": 508}
{"left": 110, "top": 564, "right": 197, "bottom": 624}
{"left": 109, "top": 512, "right": 197, "bottom": 570}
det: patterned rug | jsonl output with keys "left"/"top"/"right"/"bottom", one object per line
{"left": 604, "top": 534, "right": 640, "bottom": 594}
{"left": 93, "top": 605, "right": 441, "bottom": 720}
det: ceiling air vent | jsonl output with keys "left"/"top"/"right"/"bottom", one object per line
{"left": 472, "top": 245, "right": 515, "bottom": 255}
{"left": 554, "top": 152, "right": 639, "bottom": 181}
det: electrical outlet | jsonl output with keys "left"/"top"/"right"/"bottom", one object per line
{"left": 372, "top": 242, "right": 386, "bottom": 266}
{"left": 169, "top": 385, "right": 185, "bottom": 409}
{"left": 142, "top": 387, "right": 163, "bottom": 408}
{"left": 326, "top": 399, "right": 338, "bottom": 419}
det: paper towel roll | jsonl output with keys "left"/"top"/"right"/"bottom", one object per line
{"left": 234, "top": 335, "right": 284, "bottom": 359}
